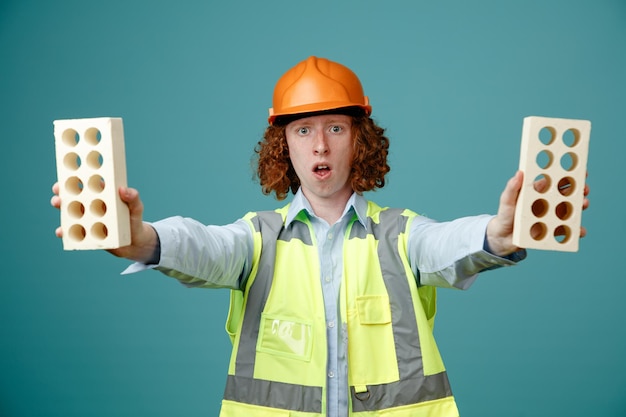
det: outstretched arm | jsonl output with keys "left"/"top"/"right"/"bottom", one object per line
{"left": 485, "top": 171, "right": 590, "bottom": 257}
{"left": 51, "top": 183, "right": 159, "bottom": 263}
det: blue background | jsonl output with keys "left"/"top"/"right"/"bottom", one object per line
{"left": 1, "top": 0, "right": 625, "bottom": 416}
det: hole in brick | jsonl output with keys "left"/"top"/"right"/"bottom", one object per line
{"left": 63, "top": 152, "right": 81, "bottom": 170}
{"left": 536, "top": 150, "right": 553, "bottom": 169}
{"left": 85, "top": 128, "right": 102, "bottom": 145}
{"left": 558, "top": 176, "right": 575, "bottom": 196}
{"left": 67, "top": 201, "right": 85, "bottom": 219}
{"left": 65, "top": 176, "right": 84, "bottom": 195}
{"left": 562, "top": 128, "right": 580, "bottom": 147}
{"left": 554, "top": 225, "right": 572, "bottom": 244}
{"left": 90, "top": 199, "right": 107, "bottom": 217}
{"left": 91, "top": 222, "right": 108, "bottom": 240}
{"left": 531, "top": 199, "right": 549, "bottom": 218}
{"left": 560, "top": 152, "right": 578, "bottom": 172}
{"left": 555, "top": 201, "right": 573, "bottom": 220}
{"left": 531, "top": 222, "right": 547, "bottom": 241}
{"left": 68, "top": 224, "right": 86, "bottom": 242}
{"left": 538, "top": 126, "right": 556, "bottom": 145}
{"left": 61, "top": 128, "right": 80, "bottom": 147}
{"left": 533, "top": 174, "right": 551, "bottom": 194}
{"left": 87, "top": 151, "right": 103, "bottom": 169}
{"left": 88, "top": 175, "right": 105, "bottom": 193}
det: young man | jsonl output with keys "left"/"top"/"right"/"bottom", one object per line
{"left": 52, "top": 56, "right": 589, "bottom": 417}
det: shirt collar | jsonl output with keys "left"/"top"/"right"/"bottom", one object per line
{"left": 285, "top": 188, "right": 369, "bottom": 229}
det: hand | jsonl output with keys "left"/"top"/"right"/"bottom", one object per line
{"left": 50, "top": 183, "right": 159, "bottom": 262}
{"left": 486, "top": 171, "right": 590, "bottom": 256}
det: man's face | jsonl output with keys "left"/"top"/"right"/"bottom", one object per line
{"left": 285, "top": 114, "right": 354, "bottom": 207}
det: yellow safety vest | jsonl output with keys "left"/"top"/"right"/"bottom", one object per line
{"left": 220, "top": 201, "right": 460, "bottom": 417}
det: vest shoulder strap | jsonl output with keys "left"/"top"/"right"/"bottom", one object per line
{"left": 225, "top": 205, "right": 289, "bottom": 344}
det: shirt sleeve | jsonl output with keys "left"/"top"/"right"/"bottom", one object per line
{"left": 407, "top": 214, "right": 526, "bottom": 290}
{"left": 121, "top": 216, "right": 254, "bottom": 290}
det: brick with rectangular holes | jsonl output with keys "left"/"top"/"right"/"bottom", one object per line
{"left": 54, "top": 117, "right": 130, "bottom": 250}
{"left": 512, "top": 116, "right": 591, "bottom": 252}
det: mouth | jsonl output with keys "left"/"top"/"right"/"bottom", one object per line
{"left": 313, "top": 164, "right": 331, "bottom": 178}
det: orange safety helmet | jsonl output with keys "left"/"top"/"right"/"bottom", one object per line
{"left": 268, "top": 56, "right": 372, "bottom": 125}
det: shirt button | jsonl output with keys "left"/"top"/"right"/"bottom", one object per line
{"left": 327, "top": 233, "right": 333, "bottom": 240}
{"left": 325, "top": 276, "right": 331, "bottom": 283}
{"left": 328, "top": 371, "right": 335, "bottom": 378}
{"left": 328, "top": 321, "right": 335, "bottom": 328}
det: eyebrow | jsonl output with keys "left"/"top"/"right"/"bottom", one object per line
{"left": 295, "top": 118, "right": 350, "bottom": 125}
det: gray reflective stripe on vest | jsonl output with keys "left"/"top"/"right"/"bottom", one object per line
{"left": 225, "top": 374, "right": 322, "bottom": 413}
{"left": 278, "top": 219, "right": 313, "bottom": 245}
{"left": 350, "top": 373, "right": 452, "bottom": 412}
{"left": 224, "top": 211, "right": 323, "bottom": 413}
{"left": 348, "top": 208, "right": 452, "bottom": 412}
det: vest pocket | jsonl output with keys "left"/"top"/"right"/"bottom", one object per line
{"left": 226, "top": 290, "right": 244, "bottom": 344}
{"left": 348, "top": 295, "right": 398, "bottom": 385}
{"left": 377, "top": 397, "right": 458, "bottom": 416}
{"left": 220, "top": 399, "right": 290, "bottom": 417}
{"left": 356, "top": 295, "right": 392, "bottom": 324}
{"left": 256, "top": 313, "right": 313, "bottom": 361}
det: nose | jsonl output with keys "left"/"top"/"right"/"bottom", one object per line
{"left": 313, "top": 131, "right": 328, "bottom": 155}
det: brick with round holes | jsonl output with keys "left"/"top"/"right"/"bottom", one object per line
{"left": 54, "top": 117, "right": 130, "bottom": 250}
{"left": 512, "top": 116, "right": 591, "bottom": 252}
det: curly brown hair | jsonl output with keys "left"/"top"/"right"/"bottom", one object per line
{"left": 255, "top": 113, "right": 390, "bottom": 200}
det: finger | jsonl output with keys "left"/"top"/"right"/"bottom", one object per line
{"left": 498, "top": 171, "right": 523, "bottom": 214}
{"left": 55, "top": 226, "right": 63, "bottom": 238}
{"left": 51, "top": 182, "right": 61, "bottom": 208}
{"left": 119, "top": 187, "right": 143, "bottom": 215}
{"left": 51, "top": 195, "right": 61, "bottom": 208}
{"left": 117, "top": 187, "right": 146, "bottom": 242}
{"left": 118, "top": 186, "right": 134, "bottom": 202}
{"left": 533, "top": 176, "right": 548, "bottom": 193}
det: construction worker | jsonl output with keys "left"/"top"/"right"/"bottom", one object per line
{"left": 51, "top": 56, "right": 589, "bottom": 416}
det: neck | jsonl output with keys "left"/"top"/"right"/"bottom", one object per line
{"left": 302, "top": 189, "right": 353, "bottom": 225}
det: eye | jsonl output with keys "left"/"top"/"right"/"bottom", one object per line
{"left": 330, "top": 125, "right": 343, "bottom": 133}
{"left": 297, "top": 127, "right": 310, "bottom": 135}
